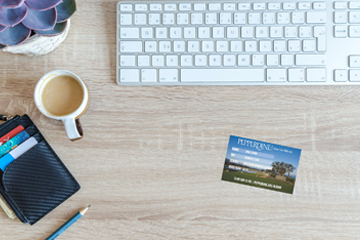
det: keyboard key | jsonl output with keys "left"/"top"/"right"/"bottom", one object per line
{"left": 170, "top": 27, "right": 182, "bottom": 38}
{"left": 313, "top": 2, "right": 326, "bottom": 10}
{"left": 120, "top": 55, "right": 136, "bottom": 66}
{"left": 164, "top": 3, "right": 177, "bottom": 11}
{"left": 274, "top": 40, "right": 286, "bottom": 52}
{"left": 181, "top": 55, "right": 193, "bottom": 66}
{"left": 141, "top": 69, "right": 157, "bottom": 82}
{"left": 296, "top": 55, "right": 326, "bottom": 66}
{"left": 253, "top": 3, "right": 266, "bottom": 11}
{"left": 334, "top": 12, "right": 347, "bottom": 24}
{"left": 181, "top": 69, "right": 264, "bottom": 81}
{"left": 349, "top": 70, "right": 360, "bottom": 81}
{"left": 334, "top": 2, "right": 348, "bottom": 10}
{"left": 220, "top": 13, "right": 233, "bottom": 24}
{"left": 245, "top": 40, "right": 257, "bottom": 52}
{"left": 252, "top": 54, "right": 265, "bottom": 66}
{"left": 230, "top": 41, "right": 243, "bottom": 52}
{"left": 120, "top": 28, "right": 139, "bottom": 39}
{"left": 306, "top": 68, "right": 326, "bottom": 81}
{"left": 268, "top": 3, "right": 281, "bottom": 10}
{"left": 159, "top": 69, "right": 179, "bottom": 82}
{"left": 141, "top": 28, "right": 153, "bottom": 38}
{"left": 213, "top": 27, "right": 225, "bottom": 38}
{"left": 349, "top": 56, "right": 360, "bottom": 67}
{"left": 277, "top": 13, "right": 290, "bottom": 24}
{"left": 216, "top": 41, "right": 229, "bottom": 51}
{"left": 299, "top": 26, "right": 312, "bottom": 38}
{"left": 202, "top": 41, "right": 214, "bottom": 52}
{"left": 281, "top": 54, "right": 294, "bottom": 66}
{"left": 241, "top": 27, "right": 254, "bottom": 38}
{"left": 194, "top": 3, "right": 206, "bottom": 11}
{"left": 152, "top": 55, "right": 164, "bottom": 66}
{"left": 303, "top": 39, "right": 316, "bottom": 52}
{"left": 238, "top": 3, "right": 251, "bottom": 11}
{"left": 260, "top": 40, "right": 272, "bottom": 52}
{"left": 120, "top": 69, "right": 139, "bottom": 82}
{"left": 195, "top": 55, "right": 207, "bottom": 66}
{"left": 174, "top": 40, "right": 186, "bottom": 52}
{"left": 292, "top": 12, "right": 305, "bottom": 24}
{"left": 288, "top": 40, "right": 301, "bottom": 52}
{"left": 267, "top": 54, "right": 279, "bottom": 66}
{"left": 334, "top": 69, "right": 348, "bottom": 81}
{"left": 267, "top": 69, "right": 287, "bottom": 81}
{"left": 177, "top": 13, "right": 189, "bottom": 25}
{"left": 120, "top": 41, "right": 142, "bottom": 52}
{"left": 227, "top": 27, "right": 239, "bottom": 38}
{"left": 306, "top": 12, "right": 326, "bottom": 24}
{"left": 163, "top": 13, "right": 175, "bottom": 25}
{"left": 166, "top": 55, "right": 178, "bottom": 66}
{"left": 238, "top": 55, "right": 250, "bottom": 66}
{"left": 334, "top": 26, "right": 348, "bottom": 37}
{"left": 349, "top": 11, "right": 360, "bottom": 24}
{"left": 350, "top": 26, "right": 360, "bottom": 37}
{"left": 263, "top": 13, "right": 275, "bottom": 24}
{"left": 179, "top": 3, "right": 191, "bottom": 11}
{"left": 138, "top": 55, "right": 150, "bottom": 66}
{"left": 249, "top": 13, "right": 261, "bottom": 24}
{"left": 209, "top": 55, "right": 222, "bottom": 66}
{"left": 145, "top": 41, "right": 157, "bottom": 52}
{"left": 159, "top": 41, "right": 171, "bottom": 52}
{"left": 188, "top": 41, "right": 200, "bottom": 52}
{"left": 120, "top": 4, "right": 132, "bottom": 12}
{"left": 209, "top": 3, "right": 221, "bottom": 11}
{"left": 135, "top": 4, "right": 147, "bottom": 11}
{"left": 270, "top": 27, "right": 283, "bottom": 38}
{"left": 224, "top": 3, "right": 236, "bottom": 11}
{"left": 224, "top": 55, "right": 236, "bottom": 66}
{"left": 283, "top": 2, "right": 296, "bottom": 10}
{"left": 134, "top": 14, "right": 147, "bottom": 25}
{"left": 288, "top": 68, "right": 305, "bottom": 81}
{"left": 191, "top": 13, "right": 203, "bottom": 24}
{"left": 234, "top": 13, "right": 246, "bottom": 24}
{"left": 184, "top": 27, "right": 196, "bottom": 38}
{"left": 314, "top": 26, "right": 326, "bottom": 51}
{"left": 120, "top": 14, "right": 132, "bottom": 25}
{"left": 350, "top": 2, "right": 360, "bottom": 9}
{"left": 156, "top": 28, "right": 167, "bottom": 38}
{"left": 149, "top": 4, "right": 162, "bottom": 11}
{"left": 149, "top": 14, "right": 161, "bottom": 25}
{"left": 298, "top": 2, "right": 311, "bottom": 10}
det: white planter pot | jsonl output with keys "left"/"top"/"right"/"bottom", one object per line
{"left": 1, "top": 20, "right": 71, "bottom": 56}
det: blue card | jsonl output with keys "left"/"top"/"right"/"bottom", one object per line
{"left": 222, "top": 135, "right": 302, "bottom": 194}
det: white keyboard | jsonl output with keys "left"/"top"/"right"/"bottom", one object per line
{"left": 116, "top": 1, "right": 360, "bottom": 85}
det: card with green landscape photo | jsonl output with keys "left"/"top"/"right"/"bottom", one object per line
{"left": 222, "top": 135, "right": 301, "bottom": 194}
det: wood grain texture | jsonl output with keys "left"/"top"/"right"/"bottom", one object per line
{"left": 1, "top": 1, "right": 360, "bottom": 239}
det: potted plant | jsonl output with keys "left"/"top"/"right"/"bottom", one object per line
{"left": 0, "top": 0, "right": 76, "bottom": 56}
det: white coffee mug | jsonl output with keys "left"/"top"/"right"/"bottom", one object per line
{"left": 34, "top": 70, "right": 90, "bottom": 141}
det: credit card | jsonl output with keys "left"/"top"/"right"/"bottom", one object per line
{"left": 0, "top": 137, "right": 38, "bottom": 171}
{"left": 0, "top": 130, "right": 29, "bottom": 159}
{"left": 0, "top": 125, "right": 24, "bottom": 146}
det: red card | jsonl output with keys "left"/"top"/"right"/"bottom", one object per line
{"left": 0, "top": 125, "right": 24, "bottom": 146}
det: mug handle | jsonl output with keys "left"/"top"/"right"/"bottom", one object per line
{"left": 62, "top": 117, "right": 83, "bottom": 141}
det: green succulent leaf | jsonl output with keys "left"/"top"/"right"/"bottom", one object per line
{"left": 56, "top": 0, "right": 76, "bottom": 23}
{"left": 34, "top": 20, "right": 67, "bottom": 36}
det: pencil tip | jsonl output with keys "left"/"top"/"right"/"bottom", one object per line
{"left": 88, "top": 205, "right": 91, "bottom": 209}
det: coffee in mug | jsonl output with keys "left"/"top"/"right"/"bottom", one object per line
{"left": 35, "top": 70, "right": 90, "bottom": 141}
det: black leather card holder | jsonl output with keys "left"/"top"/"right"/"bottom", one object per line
{"left": 0, "top": 115, "right": 80, "bottom": 225}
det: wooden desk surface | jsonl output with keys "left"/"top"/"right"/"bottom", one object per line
{"left": 1, "top": 1, "right": 360, "bottom": 239}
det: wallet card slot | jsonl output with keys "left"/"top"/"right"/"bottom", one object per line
{"left": 24, "top": 124, "right": 39, "bottom": 137}
{"left": 0, "top": 115, "right": 32, "bottom": 137}
{"left": 1, "top": 140, "right": 80, "bottom": 225}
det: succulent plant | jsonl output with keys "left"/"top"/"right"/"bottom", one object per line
{"left": 0, "top": 0, "right": 76, "bottom": 48}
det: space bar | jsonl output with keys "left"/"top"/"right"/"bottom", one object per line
{"left": 181, "top": 69, "right": 264, "bottom": 82}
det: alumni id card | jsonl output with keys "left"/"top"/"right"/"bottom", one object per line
{"left": 222, "top": 135, "right": 302, "bottom": 194}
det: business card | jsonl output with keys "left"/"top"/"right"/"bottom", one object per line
{"left": 221, "top": 135, "right": 301, "bottom": 194}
